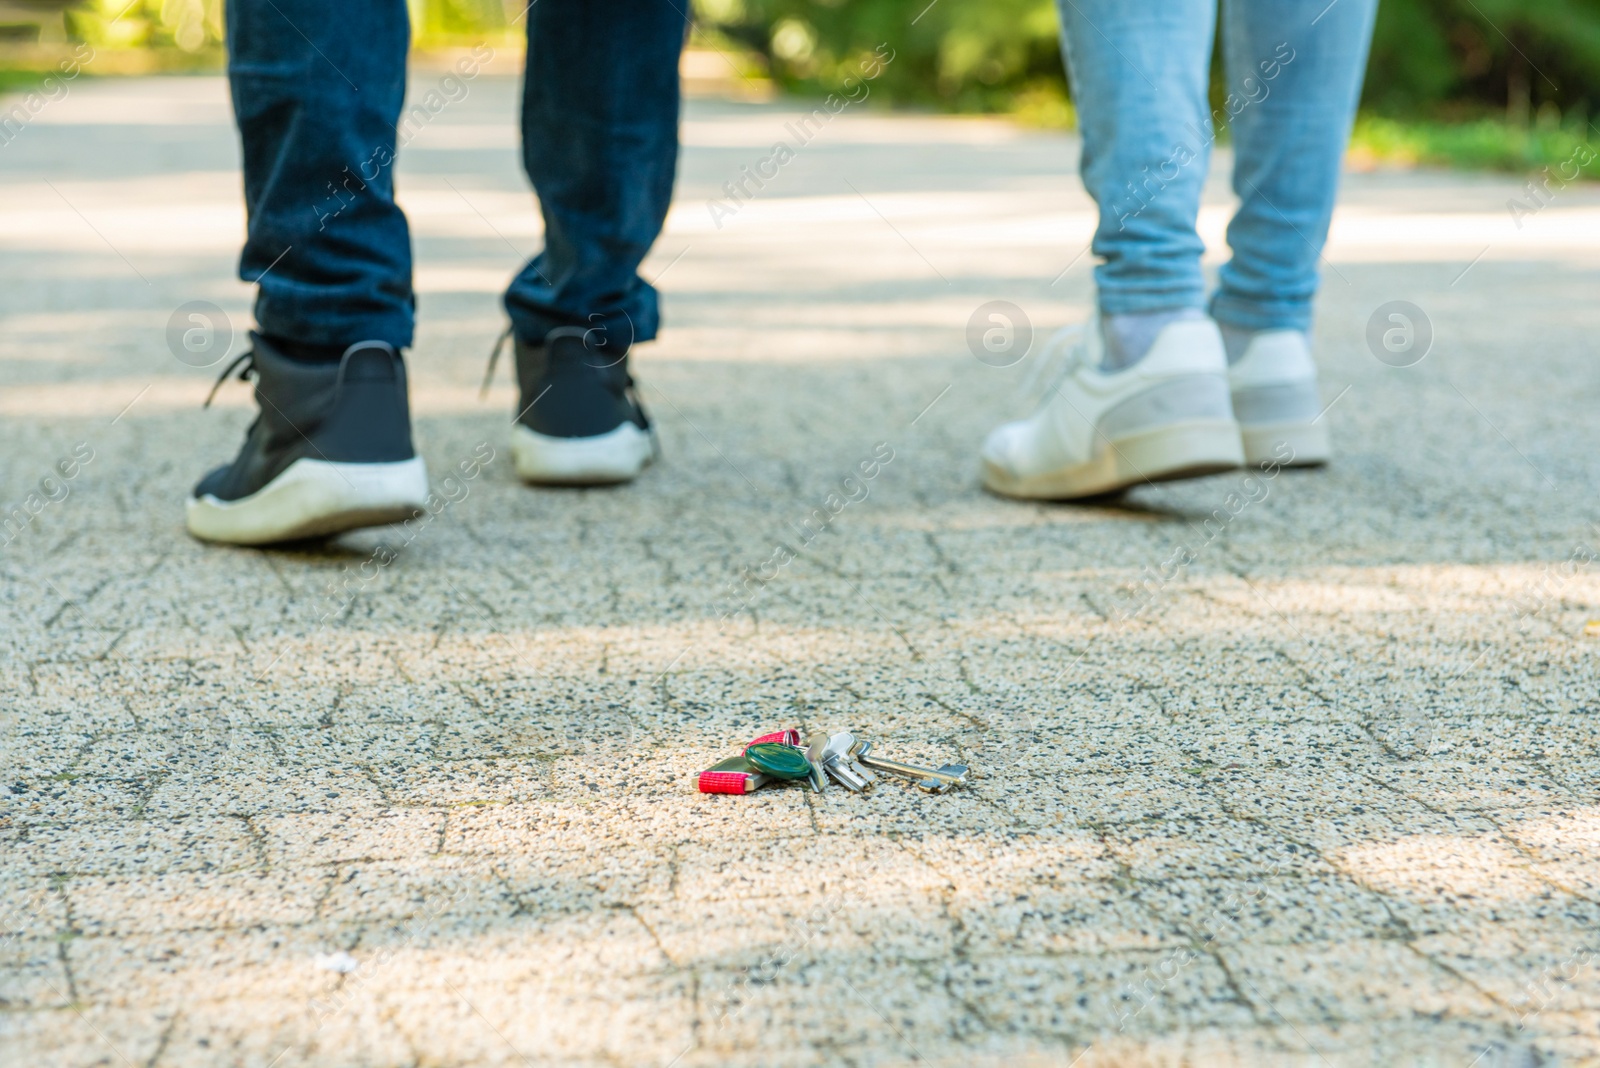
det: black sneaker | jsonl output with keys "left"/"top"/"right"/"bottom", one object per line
{"left": 187, "top": 334, "right": 430, "bottom": 545}
{"left": 500, "top": 326, "right": 656, "bottom": 485}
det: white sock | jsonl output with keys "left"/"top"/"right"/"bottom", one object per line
{"left": 1219, "top": 323, "right": 1308, "bottom": 365}
{"left": 1219, "top": 322, "right": 1255, "bottom": 366}
{"left": 1101, "top": 308, "right": 1205, "bottom": 371}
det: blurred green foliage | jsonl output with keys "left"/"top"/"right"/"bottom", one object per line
{"left": 701, "top": 0, "right": 1600, "bottom": 126}
{"left": 67, "top": 0, "right": 223, "bottom": 52}
{"left": 52, "top": 0, "right": 519, "bottom": 55}
{"left": 1363, "top": 0, "right": 1600, "bottom": 123}
{"left": 698, "top": 0, "right": 1066, "bottom": 113}
{"left": 406, "top": 0, "right": 515, "bottom": 46}
{"left": 1351, "top": 114, "right": 1600, "bottom": 177}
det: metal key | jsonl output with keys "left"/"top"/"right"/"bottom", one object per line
{"left": 836, "top": 734, "right": 876, "bottom": 787}
{"left": 853, "top": 740, "right": 968, "bottom": 793}
{"left": 840, "top": 740, "right": 875, "bottom": 786}
{"left": 820, "top": 732, "right": 872, "bottom": 792}
{"left": 803, "top": 731, "right": 830, "bottom": 793}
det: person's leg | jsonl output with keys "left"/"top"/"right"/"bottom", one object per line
{"left": 1058, "top": 0, "right": 1217, "bottom": 335}
{"left": 504, "top": 0, "right": 689, "bottom": 486}
{"left": 188, "top": 0, "right": 426, "bottom": 545}
{"left": 506, "top": 0, "right": 689, "bottom": 352}
{"left": 978, "top": 0, "right": 1245, "bottom": 501}
{"left": 1211, "top": 0, "right": 1377, "bottom": 465}
{"left": 229, "top": 0, "right": 414, "bottom": 350}
{"left": 1211, "top": 0, "right": 1378, "bottom": 334}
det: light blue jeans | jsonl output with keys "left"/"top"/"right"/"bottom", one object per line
{"left": 1057, "top": 0, "right": 1377, "bottom": 332}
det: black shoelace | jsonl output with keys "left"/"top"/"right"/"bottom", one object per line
{"left": 203, "top": 349, "right": 256, "bottom": 408}
{"left": 478, "top": 326, "right": 514, "bottom": 400}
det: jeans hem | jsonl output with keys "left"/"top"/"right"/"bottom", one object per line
{"left": 1095, "top": 287, "right": 1208, "bottom": 317}
{"left": 504, "top": 306, "right": 657, "bottom": 352}
{"left": 253, "top": 303, "right": 413, "bottom": 352}
{"left": 1207, "top": 292, "right": 1313, "bottom": 334}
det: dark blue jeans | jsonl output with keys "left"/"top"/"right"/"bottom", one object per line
{"left": 226, "top": 0, "right": 688, "bottom": 353}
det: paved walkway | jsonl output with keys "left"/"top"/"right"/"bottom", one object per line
{"left": 3, "top": 73, "right": 1600, "bottom": 1067}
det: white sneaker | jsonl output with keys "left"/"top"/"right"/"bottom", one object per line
{"left": 188, "top": 337, "right": 430, "bottom": 545}
{"left": 511, "top": 422, "right": 655, "bottom": 485}
{"left": 491, "top": 327, "right": 657, "bottom": 486}
{"left": 1228, "top": 330, "right": 1330, "bottom": 467}
{"left": 980, "top": 317, "right": 1245, "bottom": 499}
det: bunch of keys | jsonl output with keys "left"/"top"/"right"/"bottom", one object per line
{"left": 699, "top": 728, "right": 971, "bottom": 796}
{"left": 742, "top": 730, "right": 874, "bottom": 792}
{"left": 742, "top": 729, "right": 969, "bottom": 794}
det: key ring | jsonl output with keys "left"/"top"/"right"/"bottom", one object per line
{"left": 743, "top": 742, "right": 812, "bottom": 780}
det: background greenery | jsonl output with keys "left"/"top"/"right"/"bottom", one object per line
{"left": 6, "top": 0, "right": 1596, "bottom": 177}
{"left": 699, "top": 0, "right": 1600, "bottom": 176}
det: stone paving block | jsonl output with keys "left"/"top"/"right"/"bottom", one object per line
{"left": 385, "top": 909, "right": 676, "bottom": 983}
{"left": 694, "top": 956, "right": 963, "bottom": 1056}
{"left": 146, "top": 770, "right": 371, "bottom": 822}
{"left": 373, "top": 757, "right": 551, "bottom": 807}
{"left": 907, "top": 829, "right": 1117, "bottom": 888}
{"left": 6, "top": 686, "right": 135, "bottom": 736}
{"left": 227, "top": 684, "right": 344, "bottom": 730}
{"left": 1129, "top": 875, "right": 1399, "bottom": 947}
{"left": 967, "top": 719, "right": 1193, "bottom": 780}
{"left": 386, "top": 970, "right": 695, "bottom": 1067}
{"left": 805, "top": 777, "right": 1020, "bottom": 837}
{"left": 1170, "top": 1018, "right": 1528, "bottom": 1067}
{"left": 235, "top": 997, "right": 421, "bottom": 1068}
{"left": 1282, "top": 804, "right": 1502, "bottom": 857}
{"left": 258, "top": 809, "right": 445, "bottom": 868}
{"left": 0, "top": 874, "right": 66, "bottom": 943}
{"left": 494, "top": 846, "right": 677, "bottom": 913}
{"left": 1388, "top": 883, "right": 1600, "bottom": 944}
{"left": 1178, "top": 717, "right": 1386, "bottom": 770}
{"left": 1520, "top": 1010, "right": 1600, "bottom": 1065}
{"left": 0, "top": 773, "right": 146, "bottom": 827}
{"left": 445, "top": 793, "right": 811, "bottom": 857}
{"left": 69, "top": 868, "right": 330, "bottom": 936}
{"left": 1494, "top": 806, "right": 1600, "bottom": 866}
{"left": 12, "top": 816, "right": 256, "bottom": 876}
{"left": 672, "top": 834, "right": 941, "bottom": 904}
{"left": 1200, "top": 763, "right": 1415, "bottom": 826}
{"left": 333, "top": 682, "right": 483, "bottom": 727}
{"left": 1334, "top": 828, "right": 1556, "bottom": 909}
{"left": 638, "top": 892, "right": 873, "bottom": 966}
{"left": 276, "top": 722, "right": 436, "bottom": 770}
{"left": 320, "top": 856, "right": 524, "bottom": 927}
{"left": 943, "top": 950, "right": 1254, "bottom": 1039}
{"left": 960, "top": 886, "right": 1177, "bottom": 958}
{"left": 1105, "top": 817, "right": 1331, "bottom": 881}
{"left": 0, "top": 936, "right": 72, "bottom": 1011}
{"left": 0, "top": 723, "right": 98, "bottom": 786}
{"left": 1217, "top": 937, "right": 1500, "bottom": 1024}
{"left": 0, "top": 1005, "right": 173, "bottom": 1068}
{"left": 994, "top": 771, "right": 1231, "bottom": 831}
{"left": 65, "top": 924, "right": 358, "bottom": 1007}
{"left": 1409, "top": 920, "right": 1600, "bottom": 1025}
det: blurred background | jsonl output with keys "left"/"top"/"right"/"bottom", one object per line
{"left": 1, "top": 0, "right": 1596, "bottom": 177}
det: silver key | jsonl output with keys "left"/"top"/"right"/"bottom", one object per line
{"left": 803, "top": 731, "right": 830, "bottom": 793}
{"left": 821, "top": 732, "right": 872, "bottom": 792}
{"left": 836, "top": 734, "right": 876, "bottom": 786}
{"left": 853, "top": 740, "right": 968, "bottom": 793}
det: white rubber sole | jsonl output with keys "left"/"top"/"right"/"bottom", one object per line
{"left": 186, "top": 456, "right": 429, "bottom": 545}
{"left": 512, "top": 422, "right": 655, "bottom": 485}
{"left": 983, "top": 420, "right": 1245, "bottom": 500}
{"left": 1240, "top": 421, "right": 1330, "bottom": 468}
